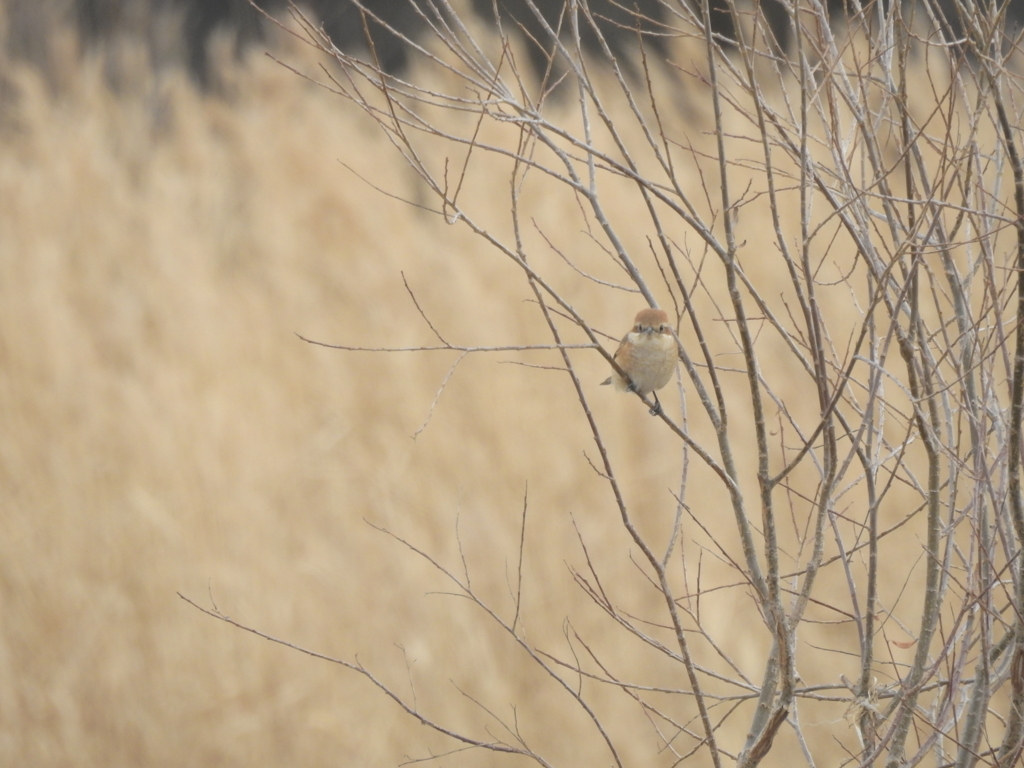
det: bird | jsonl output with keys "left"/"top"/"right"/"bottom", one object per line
{"left": 601, "top": 308, "right": 679, "bottom": 415}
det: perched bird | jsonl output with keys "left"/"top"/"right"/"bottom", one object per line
{"left": 601, "top": 308, "right": 678, "bottom": 415}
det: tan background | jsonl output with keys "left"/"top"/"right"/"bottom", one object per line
{"left": 0, "top": 12, "right": 951, "bottom": 766}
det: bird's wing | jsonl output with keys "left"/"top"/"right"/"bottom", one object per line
{"left": 601, "top": 333, "right": 632, "bottom": 386}
{"left": 612, "top": 332, "right": 631, "bottom": 365}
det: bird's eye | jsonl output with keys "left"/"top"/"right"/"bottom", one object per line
{"left": 660, "top": 325, "right": 669, "bottom": 332}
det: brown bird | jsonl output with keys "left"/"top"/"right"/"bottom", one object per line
{"left": 601, "top": 308, "right": 678, "bottom": 415}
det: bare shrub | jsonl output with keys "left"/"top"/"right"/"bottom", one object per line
{"left": 188, "top": 1, "right": 1024, "bottom": 765}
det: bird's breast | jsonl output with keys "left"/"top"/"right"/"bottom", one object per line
{"left": 625, "top": 334, "right": 677, "bottom": 393}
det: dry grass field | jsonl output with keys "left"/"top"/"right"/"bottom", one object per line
{"left": 0, "top": 20, "right": 719, "bottom": 766}
{"left": 1, "top": 5, "right": 1021, "bottom": 767}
